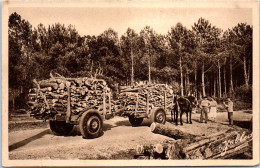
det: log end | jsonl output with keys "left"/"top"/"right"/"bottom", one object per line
{"left": 150, "top": 122, "right": 156, "bottom": 132}
{"left": 154, "top": 144, "right": 164, "bottom": 154}
{"left": 136, "top": 145, "right": 144, "bottom": 155}
{"left": 56, "top": 79, "right": 62, "bottom": 84}
{"left": 65, "top": 81, "right": 71, "bottom": 87}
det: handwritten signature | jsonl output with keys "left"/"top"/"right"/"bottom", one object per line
{"left": 220, "top": 131, "right": 252, "bottom": 156}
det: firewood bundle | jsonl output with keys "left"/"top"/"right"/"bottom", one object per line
{"left": 134, "top": 123, "right": 252, "bottom": 159}
{"left": 28, "top": 76, "right": 112, "bottom": 117}
{"left": 118, "top": 84, "right": 174, "bottom": 115}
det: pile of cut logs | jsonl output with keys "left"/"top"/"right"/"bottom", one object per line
{"left": 135, "top": 123, "right": 252, "bottom": 159}
{"left": 28, "top": 75, "right": 112, "bottom": 117}
{"left": 117, "top": 84, "right": 174, "bottom": 115}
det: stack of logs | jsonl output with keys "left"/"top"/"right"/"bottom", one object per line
{"left": 135, "top": 123, "right": 253, "bottom": 159}
{"left": 28, "top": 75, "right": 112, "bottom": 117}
{"left": 117, "top": 84, "right": 174, "bottom": 115}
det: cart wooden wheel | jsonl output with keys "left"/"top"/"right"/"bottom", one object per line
{"left": 49, "top": 120, "right": 74, "bottom": 136}
{"left": 79, "top": 112, "right": 103, "bottom": 139}
{"left": 151, "top": 108, "right": 166, "bottom": 124}
{"left": 128, "top": 115, "right": 143, "bottom": 127}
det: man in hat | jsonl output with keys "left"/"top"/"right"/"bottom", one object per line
{"left": 199, "top": 96, "right": 211, "bottom": 123}
{"left": 223, "top": 98, "right": 233, "bottom": 126}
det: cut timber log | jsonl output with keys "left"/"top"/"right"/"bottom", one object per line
{"left": 33, "top": 79, "right": 50, "bottom": 110}
{"left": 120, "top": 88, "right": 139, "bottom": 93}
{"left": 136, "top": 144, "right": 167, "bottom": 159}
{"left": 136, "top": 144, "right": 164, "bottom": 155}
{"left": 135, "top": 125, "right": 253, "bottom": 160}
{"left": 118, "top": 84, "right": 174, "bottom": 115}
{"left": 165, "top": 142, "right": 185, "bottom": 159}
{"left": 28, "top": 76, "right": 112, "bottom": 120}
{"left": 211, "top": 140, "right": 252, "bottom": 159}
{"left": 150, "top": 122, "right": 196, "bottom": 140}
{"left": 59, "top": 83, "right": 65, "bottom": 90}
{"left": 38, "top": 81, "right": 58, "bottom": 90}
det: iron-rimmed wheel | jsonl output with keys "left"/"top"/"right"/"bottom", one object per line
{"left": 79, "top": 112, "right": 103, "bottom": 139}
{"left": 151, "top": 109, "right": 166, "bottom": 124}
{"left": 128, "top": 115, "right": 143, "bottom": 127}
{"left": 49, "top": 120, "right": 74, "bottom": 136}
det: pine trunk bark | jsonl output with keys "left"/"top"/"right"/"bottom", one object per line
{"left": 247, "top": 59, "right": 250, "bottom": 85}
{"left": 224, "top": 58, "right": 227, "bottom": 98}
{"left": 180, "top": 56, "right": 184, "bottom": 96}
{"left": 11, "top": 96, "right": 15, "bottom": 119}
{"left": 213, "top": 73, "right": 216, "bottom": 98}
{"left": 130, "top": 47, "right": 134, "bottom": 86}
{"left": 243, "top": 56, "right": 249, "bottom": 89}
{"left": 218, "top": 60, "right": 222, "bottom": 98}
{"left": 148, "top": 53, "right": 151, "bottom": 84}
{"left": 186, "top": 71, "right": 190, "bottom": 95}
{"left": 230, "top": 54, "right": 234, "bottom": 96}
{"left": 202, "top": 62, "right": 206, "bottom": 97}
{"left": 195, "top": 61, "right": 197, "bottom": 97}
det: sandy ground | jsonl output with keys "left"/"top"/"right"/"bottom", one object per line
{"left": 8, "top": 111, "right": 252, "bottom": 160}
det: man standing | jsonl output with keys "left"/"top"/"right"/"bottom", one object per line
{"left": 224, "top": 98, "right": 234, "bottom": 126}
{"left": 200, "top": 96, "right": 210, "bottom": 123}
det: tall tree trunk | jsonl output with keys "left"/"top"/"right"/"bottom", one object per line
{"left": 218, "top": 60, "right": 222, "bottom": 98}
{"left": 216, "top": 70, "right": 218, "bottom": 97}
{"left": 195, "top": 61, "right": 197, "bottom": 97}
{"left": 211, "top": 71, "right": 213, "bottom": 96}
{"left": 224, "top": 58, "right": 227, "bottom": 98}
{"left": 180, "top": 56, "right": 184, "bottom": 96}
{"left": 186, "top": 70, "right": 190, "bottom": 95}
{"left": 248, "top": 59, "right": 251, "bottom": 85}
{"left": 229, "top": 54, "right": 234, "bottom": 97}
{"left": 148, "top": 53, "right": 151, "bottom": 84}
{"left": 130, "top": 46, "right": 134, "bottom": 86}
{"left": 90, "top": 60, "right": 93, "bottom": 77}
{"left": 213, "top": 73, "right": 216, "bottom": 98}
{"left": 184, "top": 72, "right": 187, "bottom": 95}
{"left": 243, "top": 56, "right": 249, "bottom": 89}
{"left": 201, "top": 62, "right": 206, "bottom": 97}
{"left": 243, "top": 47, "right": 249, "bottom": 89}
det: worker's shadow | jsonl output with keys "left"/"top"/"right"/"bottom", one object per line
{"left": 233, "top": 120, "right": 252, "bottom": 130}
{"left": 9, "top": 129, "right": 50, "bottom": 152}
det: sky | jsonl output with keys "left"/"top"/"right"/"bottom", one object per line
{"left": 9, "top": 7, "right": 252, "bottom": 37}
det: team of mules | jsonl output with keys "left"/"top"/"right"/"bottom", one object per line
{"left": 171, "top": 95, "right": 197, "bottom": 125}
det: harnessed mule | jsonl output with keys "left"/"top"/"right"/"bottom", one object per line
{"left": 171, "top": 95, "right": 197, "bottom": 125}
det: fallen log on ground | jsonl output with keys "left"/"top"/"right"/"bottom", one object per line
{"left": 150, "top": 122, "right": 196, "bottom": 140}
{"left": 135, "top": 123, "right": 253, "bottom": 160}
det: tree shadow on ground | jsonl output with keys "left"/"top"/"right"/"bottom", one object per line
{"left": 9, "top": 129, "right": 50, "bottom": 151}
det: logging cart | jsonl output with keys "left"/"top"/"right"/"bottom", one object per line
{"left": 118, "top": 84, "right": 174, "bottom": 126}
{"left": 27, "top": 76, "right": 113, "bottom": 139}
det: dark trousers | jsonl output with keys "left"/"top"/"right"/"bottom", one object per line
{"left": 200, "top": 107, "right": 208, "bottom": 123}
{"left": 228, "top": 112, "right": 233, "bottom": 125}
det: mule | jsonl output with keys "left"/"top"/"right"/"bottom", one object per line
{"left": 171, "top": 95, "right": 197, "bottom": 125}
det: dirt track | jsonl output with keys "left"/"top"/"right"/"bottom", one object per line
{"left": 9, "top": 111, "right": 252, "bottom": 160}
